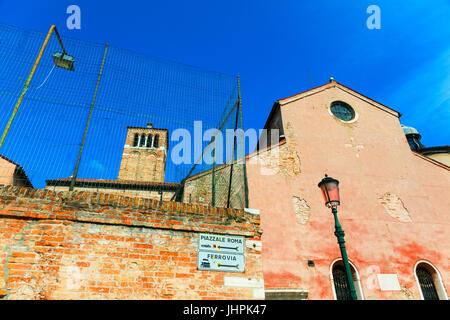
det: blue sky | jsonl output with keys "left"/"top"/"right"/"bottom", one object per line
{"left": 0, "top": 0, "right": 449, "bottom": 146}
{"left": 0, "top": 0, "right": 449, "bottom": 187}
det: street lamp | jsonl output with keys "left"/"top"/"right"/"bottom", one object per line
{"left": 318, "top": 174, "right": 358, "bottom": 300}
{"left": 52, "top": 51, "right": 76, "bottom": 71}
{"left": 0, "top": 25, "right": 75, "bottom": 150}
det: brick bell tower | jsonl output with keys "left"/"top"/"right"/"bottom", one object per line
{"left": 118, "top": 123, "right": 168, "bottom": 183}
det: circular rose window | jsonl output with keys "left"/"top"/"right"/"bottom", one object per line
{"left": 330, "top": 101, "right": 355, "bottom": 122}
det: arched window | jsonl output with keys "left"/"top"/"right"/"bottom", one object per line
{"left": 133, "top": 133, "right": 139, "bottom": 147}
{"left": 153, "top": 135, "right": 159, "bottom": 148}
{"left": 332, "top": 265, "right": 352, "bottom": 300}
{"left": 415, "top": 261, "right": 448, "bottom": 300}
{"left": 146, "top": 134, "right": 153, "bottom": 148}
{"left": 140, "top": 134, "right": 146, "bottom": 147}
{"left": 330, "top": 260, "right": 364, "bottom": 300}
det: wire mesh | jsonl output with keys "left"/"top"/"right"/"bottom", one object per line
{"left": 0, "top": 23, "right": 247, "bottom": 208}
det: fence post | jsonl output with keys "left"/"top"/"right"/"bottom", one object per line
{"left": 226, "top": 96, "right": 240, "bottom": 208}
{"left": 70, "top": 43, "right": 109, "bottom": 191}
{"left": 237, "top": 76, "right": 249, "bottom": 208}
{"left": 211, "top": 136, "right": 216, "bottom": 207}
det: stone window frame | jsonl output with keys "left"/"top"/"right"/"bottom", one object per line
{"left": 139, "top": 133, "right": 146, "bottom": 147}
{"left": 328, "top": 100, "right": 359, "bottom": 124}
{"left": 329, "top": 258, "right": 365, "bottom": 300}
{"left": 132, "top": 133, "right": 160, "bottom": 150}
{"left": 414, "top": 260, "right": 448, "bottom": 300}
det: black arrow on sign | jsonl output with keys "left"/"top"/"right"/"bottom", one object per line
{"left": 218, "top": 263, "right": 239, "bottom": 269}
{"left": 217, "top": 245, "right": 239, "bottom": 251}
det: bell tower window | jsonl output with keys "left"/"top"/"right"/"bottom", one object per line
{"left": 146, "top": 134, "right": 153, "bottom": 148}
{"left": 140, "top": 134, "right": 146, "bottom": 147}
{"left": 133, "top": 133, "right": 139, "bottom": 147}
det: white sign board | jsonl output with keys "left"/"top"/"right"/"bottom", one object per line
{"left": 197, "top": 233, "right": 245, "bottom": 272}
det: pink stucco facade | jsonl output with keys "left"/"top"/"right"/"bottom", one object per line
{"left": 0, "top": 158, "right": 17, "bottom": 186}
{"left": 246, "top": 81, "right": 450, "bottom": 299}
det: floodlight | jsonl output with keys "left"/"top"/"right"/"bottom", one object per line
{"left": 52, "top": 51, "right": 75, "bottom": 71}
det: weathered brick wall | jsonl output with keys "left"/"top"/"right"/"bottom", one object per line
{"left": 0, "top": 185, "right": 263, "bottom": 300}
{"left": 250, "top": 126, "right": 301, "bottom": 178}
{"left": 183, "top": 133, "right": 300, "bottom": 209}
{"left": 184, "top": 163, "right": 245, "bottom": 209}
{"left": 378, "top": 193, "right": 412, "bottom": 222}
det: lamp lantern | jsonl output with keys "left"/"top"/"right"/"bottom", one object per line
{"left": 318, "top": 174, "right": 340, "bottom": 208}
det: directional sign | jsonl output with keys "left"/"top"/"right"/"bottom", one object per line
{"left": 197, "top": 233, "right": 245, "bottom": 273}
{"left": 197, "top": 251, "right": 245, "bottom": 272}
{"left": 198, "top": 233, "right": 245, "bottom": 254}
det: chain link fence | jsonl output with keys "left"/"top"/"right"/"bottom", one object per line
{"left": 0, "top": 23, "right": 248, "bottom": 208}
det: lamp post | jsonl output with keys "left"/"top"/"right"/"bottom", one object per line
{"left": 318, "top": 174, "right": 358, "bottom": 300}
{"left": 0, "top": 25, "right": 74, "bottom": 151}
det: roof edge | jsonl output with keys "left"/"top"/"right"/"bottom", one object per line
{"left": 278, "top": 80, "right": 401, "bottom": 118}
{"left": 412, "top": 151, "right": 450, "bottom": 171}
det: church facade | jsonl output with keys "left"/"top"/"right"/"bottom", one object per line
{"left": 245, "top": 79, "right": 449, "bottom": 299}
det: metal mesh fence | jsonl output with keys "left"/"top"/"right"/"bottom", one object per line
{"left": 0, "top": 23, "right": 248, "bottom": 208}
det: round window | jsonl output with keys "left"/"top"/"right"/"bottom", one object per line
{"left": 330, "top": 101, "right": 355, "bottom": 122}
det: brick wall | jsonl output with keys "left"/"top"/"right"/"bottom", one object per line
{"left": 184, "top": 162, "right": 245, "bottom": 208}
{"left": 250, "top": 125, "right": 301, "bottom": 178}
{"left": 182, "top": 133, "right": 299, "bottom": 209}
{"left": 0, "top": 185, "right": 263, "bottom": 300}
